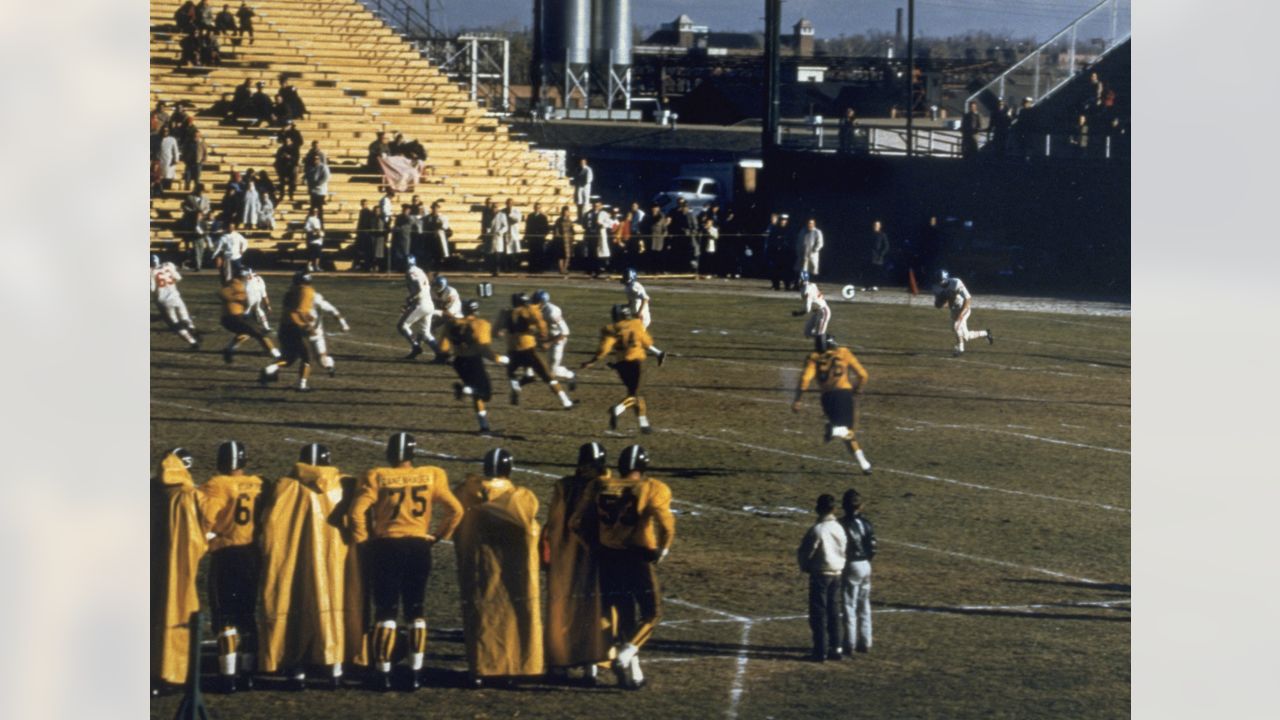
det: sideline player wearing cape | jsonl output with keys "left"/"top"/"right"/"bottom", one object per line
{"left": 792, "top": 334, "right": 873, "bottom": 475}
{"left": 934, "top": 269, "right": 994, "bottom": 355}
{"left": 541, "top": 442, "right": 611, "bottom": 683}
{"left": 348, "top": 433, "right": 464, "bottom": 691}
{"left": 150, "top": 448, "right": 208, "bottom": 691}
{"left": 202, "top": 440, "right": 268, "bottom": 693}
{"left": 258, "top": 444, "right": 366, "bottom": 690}
{"left": 453, "top": 449, "right": 544, "bottom": 686}
{"left": 219, "top": 267, "right": 280, "bottom": 364}
{"left": 581, "top": 304, "right": 658, "bottom": 434}
{"left": 570, "top": 445, "right": 675, "bottom": 690}
{"left": 151, "top": 255, "right": 200, "bottom": 349}
{"left": 440, "top": 299, "right": 509, "bottom": 434}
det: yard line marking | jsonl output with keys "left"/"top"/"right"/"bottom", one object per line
{"left": 668, "top": 599, "right": 753, "bottom": 719}
{"left": 660, "top": 427, "right": 1129, "bottom": 513}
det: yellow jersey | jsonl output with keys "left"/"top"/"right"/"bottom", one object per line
{"left": 219, "top": 279, "right": 249, "bottom": 317}
{"left": 578, "top": 475, "right": 675, "bottom": 552}
{"left": 281, "top": 284, "right": 316, "bottom": 329}
{"left": 509, "top": 304, "right": 549, "bottom": 351}
{"left": 441, "top": 316, "right": 494, "bottom": 358}
{"left": 201, "top": 473, "right": 265, "bottom": 552}
{"left": 798, "top": 347, "right": 868, "bottom": 393}
{"left": 349, "top": 465, "right": 464, "bottom": 543}
{"left": 592, "top": 318, "right": 653, "bottom": 364}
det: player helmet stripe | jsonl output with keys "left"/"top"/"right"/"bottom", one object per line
{"left": 938, "top": 269, "right": 950, "bottom": 283}
{"left": 815, "top": 334, "right": 837, "bottom": 353}
{"left": 386, "top": 432, "right": 416, "bottom": 464}
{"left": 532, "top": 289, "right": 550, "bottom": 304}
{"left": 407, "top": 254, "right": 417, "bottom": 267}
{"left": 577, "top": 442, "right": 607, "bottom": 472}
{"left": 618, "top": 444, "right": 649, "bottom": 476}
{"left": 611, "top": 304, "right": 633, "bottom": 322}
{"left": 299, "top": 443, "right": 331, "bottom": 466}
{"left": 622, "top": 268, "right": 638, "bottom": 284}
{"left": 167, "top": 447, "right": 194, "bottom": 469}
{"left": 483, "top": 448, "right": 514, "bottom": 478}
{"left": 216, "top": 441, "right": 246, "bottom": 473}
{"left": 462, "top": 299, "right": 480, "bottom": 316}
{"left": 511, "top": 292, "right": 529, "bottom": 307}
{"left": 434, "top": 275, "right": 448, "bottom": 290}
{"left": 293, "top": 270, "right": 312, "bottom": 284}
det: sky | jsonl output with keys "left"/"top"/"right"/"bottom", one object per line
{"left": 425, "top": 0, "right": 1124, "bottom": 41}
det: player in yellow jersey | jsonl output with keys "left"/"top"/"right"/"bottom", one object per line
{"left": 581, "top": 304, "right": 658, "bottom": 433}
{"left": 495, "top": 292, "right": 576, "bottom": 409}
{"left": 259, "top": 271, "right": 319, "bottom": 391}
{"left": 440, "top": 299, "right": 509, "bottom": 434}
{"left": 792, "top": 334, "right": 873, "bottom": 474}
{"left": 541, "top": 442, "right": 611, "bottom": 684}
{"left": 570, "top": 445, "right": 675, "bottom": 690}
{"left": 201, "top": 440, "right": 267, "bottom": 693}
{"left": 150, "top": 448, "right": 208, "bottom": 692}
{"left": 348, "top": 432, "right": 464, "bottom": 691}
{"left": 219, "top": 267, "right": 280, "bottom": 364}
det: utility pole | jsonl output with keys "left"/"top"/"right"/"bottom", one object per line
{"left": 906, "top": 0, "right": 915, "bottom": 157}
{"left": 763, "top": 0, "right": 781, "bottom": 152}
{"left": 532, "top": 0, "right": 544, "bottom": 116}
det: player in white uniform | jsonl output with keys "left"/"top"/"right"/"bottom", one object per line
{"left": 308, "top": 290, "right": 349, "bottom": 376}
{"left": 792, "top": 271, "right": 831, "bottom": 338}
{"left": 934, "top": 270, "right": 994, "bottom": 355}
{"left": 432, "top": 275, "right": 462, "bottom": 317}
{"left": 243, "top": 268, "right": 272, "bottom": 331}
{"left": 621, "top": 269, "right": 667, "bottom": 364}
{"left": 150, "top": 255, "right": 199, "bottom": 349}
{"left": 532, "top": 290, "right": 576, "bottom": 386}
{"left": 397, "top": 256, "right": 443, "bottom": 361}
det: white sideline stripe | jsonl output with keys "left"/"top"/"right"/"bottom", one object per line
{"left": 666, "top": 597, "right": 1130, "bottom": 627}
{"left": 659, "top": 427, "right": 1129, "bottom": 513}
{"left": 667, "top": 599, "right": 752, "bottom": 719}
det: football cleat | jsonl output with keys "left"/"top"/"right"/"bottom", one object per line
{"left": 406, "top": 344, "right": 423, "bottom": 360}
{"left": 219, "top": 675, "right": 238, "bottom": 694}
{"left": 223, "top": 348, "right": 234, "bottom": 364}
{"left": 823, "top": 424, "right": 833, "bottom": 443}
{"left": 327, "top": 364, "right": 336, "bottom": 377}
{"left": 608, "top": 409, "right": 618, "bottom": 431}
{"left": 656, "top": 350, "right": 667, "bottom": 367}
{"left": 641, "top": 425, "right": 653, "bottom": 435}
{"left": 287, "top": 676, "right": 306, "bottom": 692}
{"left": 509, "top": 389, "right": 521, "bottom": 406}
{"left": 258, "top": 369, "right": 276, "bottom": 385}
{"left": 986, "top": 330, "right": 995, "bottom": 345}
{"left": 453, "top": 382, "right": 463, "bottom": 401}
{"left": 478, "top": 416, "right": 492, "bottom": 434}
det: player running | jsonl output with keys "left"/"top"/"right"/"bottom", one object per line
{"left": 621, "top": 269, "right": 668, "bottom": 364}
{"left": 533, "top": 289, "right": 576, "bottom": 386}
{"left": 398, "top": 256, "right": 444, "bottom": 361}
{"left": 581, "top": 304, "right": 658, "bottom": 434}
{"left": 792, "top": 334, "right": 873, "bottom": 475}
{"left": 934, "top": 269, "right": 994, "bottom": 356}
{"left": 308, "top": 288, "right": 349, "bottom": 376}
{"left": 439, "top": 299, "right": 509, "bottom": 434}
{"left": 219, "top": 267, "right": 280, "bottom": 364}
{"left": 243, "top": 268, "right": 272, "bottom": 331}
{"left": 792, "top": 270, "right": 831, "bottom": 339}
{"left": 497, "top": 293, "right": 575, "bottom": 409}
{"left": 151, "top": 255, "right": 200, "bottom": 349}
{"left": 259, "top": 271, "right": 320, "bottom": 391}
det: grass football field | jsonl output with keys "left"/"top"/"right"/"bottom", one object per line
{"left": 150, "top": 273, "right": 1130, "bottom": 719}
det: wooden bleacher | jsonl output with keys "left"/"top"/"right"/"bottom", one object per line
{"left": 149, "top": 0, "right": 571, "bottom": 265}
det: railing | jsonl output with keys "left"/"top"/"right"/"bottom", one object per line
{"left": 774, "top": 120, "right": 965, "bottom": 158}
{"left": 966, "top": 0, "right": 1130, "bottom": 109}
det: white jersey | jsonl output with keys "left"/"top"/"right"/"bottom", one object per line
{"left": 406, "top": 266, "right": 433, "bottom": 309}
{"left": 542, "top": 301, "right": 570, "bottom": 338}
{"left": 626, "top": 281, "right": 651, "bottom": 318}
{"left": 150, "top": 263, "right": 183, "bottom": 304}
{"left": 311, "top": 291, "right": 341, "bottom": 332}
{"left": 802, "top": 282, "right": 829, "bottom": 313}
{"left": 245, "top": 274, "right": 268, "bottom": 309}
{"left": 433, "top": 285, "right": 462, "bottom": 316}
{"left": 941, "top": 277, "right": 971, "bottom": 310}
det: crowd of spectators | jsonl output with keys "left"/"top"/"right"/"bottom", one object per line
{"left": 173, "top": 1, "right": 255, "bottom": 68}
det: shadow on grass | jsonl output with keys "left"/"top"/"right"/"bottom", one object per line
{"left": 1004, "top": 578, "right": 1131, "bottom": 593}
{"left": 645, "top": 638, "right": 813, "bottom": 662}
{"left": 876, "top": 601, "right": 1130, "bottom": 623}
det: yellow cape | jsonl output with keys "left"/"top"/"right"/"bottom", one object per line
{"left": 543, "top": 473, "right": 608, "bottom": 667}
{"left": 150, "top": 454, "right": 207, "bottom": 685}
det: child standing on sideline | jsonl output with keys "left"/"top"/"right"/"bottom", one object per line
{"left": 840, "top": 489, "right": 877, "bottom": 654}
{"left": 797, "top": 494, "right": 847, "bottom": 661}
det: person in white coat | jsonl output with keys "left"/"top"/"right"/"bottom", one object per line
{"left": 588, "top": 201, "right": 612, "bottom": 278}
{"left": 158, "top": 127, "right": 181, "bottom": 190}
{"left": 488, "top": 203, "right": 510, "bottom": 277}
{"left": 795, "top": 218, "right": 824, "bottom": 280}
{"left": 502, "top": 199, "right": 523, "bottom": 273}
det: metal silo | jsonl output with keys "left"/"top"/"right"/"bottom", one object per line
{"left": 603, "top": 0, "right": 632, "bottom": 68}
{"left": 564, "top": 0, "right": 591, "bottom": 66}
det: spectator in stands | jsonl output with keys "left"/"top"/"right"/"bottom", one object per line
{"left": 629, "top": 202, "right": 646, "bottom": 238}
{"left": 486, "top": 200, "right": 510, "bottom": 277}
{"left": 200, "top": 29, "right": 223, "bottom": 66}
{"left": 367, "top": 132, "right": 391, "bottom": 172}
{"left": 585, "top": 201, "right": 612, "bottom": 278}
{"left": 231, "top": 78, "right": 253, "bottom": 118}
{"left": 157, "top": 126, "right": 180, "bottom": 192}
{"left": 960, "top": 101, "right": 982, "bottom": 159}
{"left": 408, "top": 195, "right": 427, "bottom": 261}
{"left": 612, "top": 208, "right": 632, "bottom": 273}
{"left": 667, "top": 198, "right": 695, "bottom": 276}
{"left": 642, "top": 204, "right": 667, "bottom": 272}
{"left": 392, "top": 205, "right": 415, "bottom": 272}
{"left": 389, "top": 132, "right": 407, "bottom": 157}
{"left": 699, "top": 214, "right": 719, "bottom": 278}
{"left": 503, "top": 199, "right": 523, "bottom": 273}
{"left": 838, "top": 108, "right": 857, "bottom": 154}
{"left": 796, "top": 218, "right": 825, "bottom": 282}
{"left": 398, "top": 135, "right": 427, "bottom": 162}
{"left": 274, "top": 135, "right": 299, "bottom": 202}
{"left": 220, "top": 171, "right": 245, "bottom": 225}
{"left": 249, "top": 82, "right": 274, "bottom": 127}
{"left": 236, "top": 2, "right": 256, "bottom": 45}
{"left": 168, "top": 103, "right": 194, "bottom": 140}
{"left": 422, "top": 200, "right": 452, "bottom": 270}
{"left": 241, "top": 169, "right": 265, "bottom": 228}
{"left": 195, "top": 0, "right": 215, "bottom": 31}
{"left": 181, "top": 129, "right": 206, "bottom": 192}
{"left": 178, "top": 32, "right": 200, "bottom": 68}
{"left": 355, "top": 199, "right": 378, "bottom": 271}
{"left": 550, "top": 205, "right": 574, "bottom": 277}
{"left": 988, "top": 99, "right": 1012, "bottom": 157}
{"left": 303, "top": 142, "right": 331, "bottom": 222}
{"left": 254, "top": 170, "right": 277, "bottom": 229}
{"left": 377, "top": 187, "right": 396, "bottom": 269}
{"left": 175, "top": 1, "right": 197, "bottom": 34}
{"left": 573, "top": 158, "right": 593, "bottom": 221}
{"left": 151, "top": 102, "right": 170, "bottom": 139}
{"left": 523, "top": 202, "right": 550, "bottom": 273}
{"left": 304, "top": 207, "right": 325, "bottom": 272}
{"left": 180, "top": 183, "right": 212, "bottom": 270}
{"left": 276, "top": 119, "right": 303, "bottom": 150}
{"left": 275, "top": 76, "right": 307, "bottom": 125}
{"left": 214, "top": 5, "right": 237, "bottom": 36}
{"left": 869, "top": 220, "right": 890, "bottom": 287}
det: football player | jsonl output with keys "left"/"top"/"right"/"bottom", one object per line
{"left": 243, "top": 267, "right": 272, "bottom": 331}
{"left": 259, "top": 271, "right": 319, "bottom": 391}
{"left": 533, "top": 290, "right": 577, "bottom": 386}
{"left": 151, "top": 255, "right": 200, "bottom": 349}
{"left": 621, "top": 268, "right": 668, "bottom": 364}
{"left": 452, "top": 449, "right": 544, "bottom": 685}
{"left": 792, "top": 334, "right": 873, "bottom": 475}
{"left": 219, "top": 267, "right": 281, "bottom": 364}
{"left": 201, "top": 441, "right": 267, "bottom": 693}
{"left": 259, "top": 444, "right": 361, "bottom": 690}
{"left": 349, "top": 433, "right": 464, "bottom": 691}
{"left": 570, "top": 445, "right": 675, "bottom": 690}
{"left": 581, "top": 304, "right": 657, "bottom": 433}
{"left": 308, "top": 288, "right": 349, "bottom": 376}
{"left": 150, "top": 448, "right": 207, "bottom": 691}
{"left": 398, "top": 256, "right": 443, "bottom": 361}
{"left": 791, "top": 270, "right": 831, "bottom": 339}
{"left": 439, "top": 299, "right": 509, "bottom": 434}
{"left": 432, "top": 274, "right": 463, "bottom": 317}
{"left": 934, "top": 269, "right": 994, "bottom": 355}
{"left": 496, "top": 293, "right": 575, "bottom": 409}
{"left": 541, "top": 443, "right": 610, "bottom": 683}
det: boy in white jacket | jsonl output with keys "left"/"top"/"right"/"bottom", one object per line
{"left": 796, "top": 493, "right": 847, "bottom": 662}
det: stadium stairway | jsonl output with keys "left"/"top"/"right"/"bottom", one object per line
{"left": 149, "top": 0, "right": 571, "bottom": 266}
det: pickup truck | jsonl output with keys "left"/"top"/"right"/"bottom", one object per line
{"left": 652, "top": 176, "right": 721, "bottom": 214}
